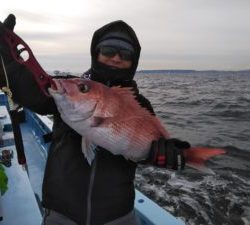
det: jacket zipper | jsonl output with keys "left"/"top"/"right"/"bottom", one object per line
{"left": 86, "top": 156, "right": 97, "bottom": 225}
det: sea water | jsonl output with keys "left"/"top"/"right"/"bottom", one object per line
{"left": 134, "top": 71, "right": 250, "bottom": 225}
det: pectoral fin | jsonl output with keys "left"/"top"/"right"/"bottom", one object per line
{"left": 91, "top": 116, "right": 114, "bottom": 127}
{"left": 91, "top": 117, "right": 106, "bottom": 127}
{"left": 81, "top": 137, "right": 97, "bottom": 165}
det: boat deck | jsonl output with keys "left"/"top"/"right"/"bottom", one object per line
{"left": 19, "top": 123, "right": 46, "bottom": 204}
{"left": 0, "top": 106, "right": 42, "bottom": 225}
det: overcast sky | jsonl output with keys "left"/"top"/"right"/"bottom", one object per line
{"left": 1, "top": 0, "right": 250, "bottom": 73}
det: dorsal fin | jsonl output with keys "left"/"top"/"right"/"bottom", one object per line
{"left": 110, "top": 86, "right": 136, "bottom": 100}
{"left": 110, "top": 86, "right": 151, "bottom": 116}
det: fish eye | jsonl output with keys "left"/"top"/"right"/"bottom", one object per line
{"left": 78, "top": 83, "right": 90, "bottom": 93}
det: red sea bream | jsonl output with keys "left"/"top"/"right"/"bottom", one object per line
{"left": 49, "top": 78, "right": 225, "bottom": 170}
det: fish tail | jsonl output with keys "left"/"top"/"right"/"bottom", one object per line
{"left": 185, "top": 147, "right": 225, "bottom": 173}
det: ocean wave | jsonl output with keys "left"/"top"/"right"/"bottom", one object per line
{"left": 205, "top": 109, "right": 250, "bottom": 120}
{"left": 135, "top": 72, "right": 250, "bottom": 225}
{"left": 135, "top": 147, "right": 250, "bottom": 225}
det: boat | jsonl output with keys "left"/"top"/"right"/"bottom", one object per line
{"left": 0, "top": 92, "right": 185, "bottom": 225}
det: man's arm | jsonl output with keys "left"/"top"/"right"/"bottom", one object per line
{"left": 0, "top": 14, "right": 57, "bottom": 115}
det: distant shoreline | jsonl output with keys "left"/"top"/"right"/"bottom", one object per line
{"left": 137, "top": 69, "right": 250, "bottom": 74}
{"left": 47, "top": 69, "right": 250, "bottom": 76}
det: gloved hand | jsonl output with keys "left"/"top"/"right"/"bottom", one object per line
{"left": 0, "top": 14, "right": 16, "bottom": 40}
{"left": 148, "top": 137, "right": 191, "bottom": 170}
{"left": 0, "top": 14, "right": 17, "bottom": 87}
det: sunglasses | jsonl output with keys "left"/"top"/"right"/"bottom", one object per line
{"left": 98, "top": 46, "right": 134, "bottom": 61}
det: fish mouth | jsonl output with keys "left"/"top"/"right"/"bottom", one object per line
{"left": 48, "top": 79, "right": 66, "bottom": 95}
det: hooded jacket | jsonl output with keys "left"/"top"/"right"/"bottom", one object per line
{"left": 0, "top": 20, "right": 154, "bottom": 225}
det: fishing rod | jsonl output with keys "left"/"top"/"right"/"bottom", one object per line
{"left": 0, "top": 54, "right": 26, "bottom": 166}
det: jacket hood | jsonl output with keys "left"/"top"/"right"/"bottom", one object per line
{"left": 90, "top": 20, "right": 141, "bottom": 84}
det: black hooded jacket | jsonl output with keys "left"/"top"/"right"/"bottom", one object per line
{"left": 1, "top": 20, "right": 154, "bottom": 225}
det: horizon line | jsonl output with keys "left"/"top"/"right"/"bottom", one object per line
{"left": 137, "top": 69, "right": 250, "bottom": 72}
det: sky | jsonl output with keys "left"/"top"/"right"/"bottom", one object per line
{"left": 1, "top": 0, "right": 250, "bottom": 73}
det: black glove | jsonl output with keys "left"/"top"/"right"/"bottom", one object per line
{"left": 2, "top": 14, "right": 15, "bottom": 30}
{"left": 148, "top": 137, "right": 191, "bottom": 170}
{"left": 0, "top": 14, "right": 17, "bottom": 87}
{"left": 0, "top": 14, "right": 16, "bottom": 59}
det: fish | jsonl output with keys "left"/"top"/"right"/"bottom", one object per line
{"left": 48, "top": 78, "right": 225, "bottom": 170}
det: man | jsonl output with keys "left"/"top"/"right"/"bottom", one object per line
{"left": 0, "top": 15, "right": 189, "bottom": 225}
